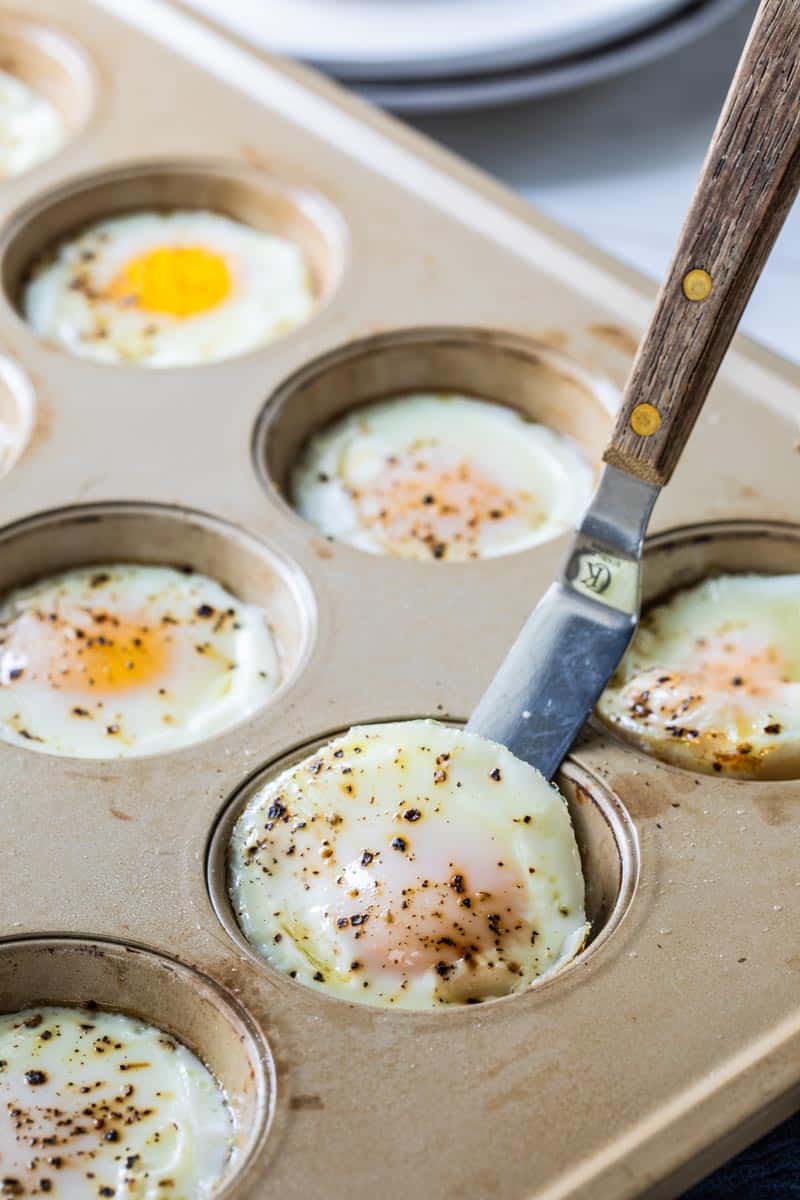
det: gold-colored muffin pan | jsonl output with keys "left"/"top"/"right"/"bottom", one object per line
{"left": 0, "top": 2, "right": 799, "bottom": 1197}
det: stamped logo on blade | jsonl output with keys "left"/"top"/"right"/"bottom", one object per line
{"left": 566, "top": 549, "right": 638, "bottom": 613}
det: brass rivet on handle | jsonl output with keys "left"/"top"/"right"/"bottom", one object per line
{"left": 683, "top": 268, "right": 712, "bottom": 301}
{"left": 630, "top": 402, "right": 662, "bottom": 436}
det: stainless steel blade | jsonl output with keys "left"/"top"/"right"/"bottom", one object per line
{"left": 467, "top": 466, "right": 659, "bottom": 779}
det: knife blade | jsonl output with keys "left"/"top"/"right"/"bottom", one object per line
{"left": 467, "top": 467, "right": 658, "bottom": 779}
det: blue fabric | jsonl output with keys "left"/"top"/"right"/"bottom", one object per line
{"left": 683, "top": 1110, "right": 800, "bottom": 1197}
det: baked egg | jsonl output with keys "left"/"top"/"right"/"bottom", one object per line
{"left": 23, "top": 210, "right": 314, "bottom": 366}
{"left": 598, "top": 572, "right": 800, "bottom": 779}
{"left": 290, "top": 393, "right": 593, "bottom": 560}
{"left": 0, "top": 1005, "right": 233, "bottom": 1198}
{"left": 229, "top": 719, "right": 589, "bottom": 1009}
{"left": 0, "top": 68, "right": 66, "bottom": 178}
{"left": 0, "top": 563, "right": 281, "bottom": 758}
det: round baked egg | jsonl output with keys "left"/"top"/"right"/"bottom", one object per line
{"left": 0, "top": 563, "right": 281, "bottom": 758}
{"left": 228, "top": 719, "right": 589, "bottom": 1009}
{"left": 597, "top": 572, "right": 800, "bottom": 779}
{"left": 0, "top": 1005, "right": 233, "bottom": 1198}
{"left": 289, "top": 393, "right": 593, "bottom": 561}
{"left": 22, "top": 209, "right": 315, "bottom": 366}
{"left": 0, "top": 68, "right": 67, "bottom": 178}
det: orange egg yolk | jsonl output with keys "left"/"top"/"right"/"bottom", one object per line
{"left": 694, "top": 638, "right": 789, "bottom": 695}
{"left": 108, "top": 245, "right": 232, "bottom": 318}
{"left": 330, "top": 834, "right": 528, "bottom": 974}
{"left": 353, "top": 452, "right": 540, "bottom": 559}
{"left": 2, "top": 609, "right": 170, "bottom": 695}
{"left": 644, "top": 630, "right": 792, "bottom": 703}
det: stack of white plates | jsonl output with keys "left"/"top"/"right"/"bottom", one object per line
{"left": 182, "top": 0, "right": 751, "bottom": 112}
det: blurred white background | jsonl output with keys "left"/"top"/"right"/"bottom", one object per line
{"left": 411, "top": 1, "right": 799, "bottom": 364}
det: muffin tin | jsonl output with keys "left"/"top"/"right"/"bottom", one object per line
{"left": 0, "top": 1, "right": 799, "bottom": 1197}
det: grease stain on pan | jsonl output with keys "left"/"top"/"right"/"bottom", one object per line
{"left": 754, "top": 793, "right": 795, "bottom": 827}
{"left": 290, "top": 1093, "right": 325, "bottom": 1111}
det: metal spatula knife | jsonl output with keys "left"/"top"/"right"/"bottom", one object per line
{"left": 468, "top": 0, "right": 800, "bottom": 780}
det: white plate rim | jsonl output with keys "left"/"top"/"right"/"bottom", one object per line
{"left": 180, "top": 0, "right": 694, "bottom": 80}
{"left": 354, "top": 0, "right": 751, "bottom": 113}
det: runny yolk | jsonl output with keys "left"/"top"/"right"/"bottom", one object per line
{"left": 2, "top": 609, "right": 170, "bottom": 695}
{"left": 108, "top": 245, "right": 231, "bottom": 318}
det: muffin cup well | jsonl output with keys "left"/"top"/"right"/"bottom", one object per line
{"left": 207, "top": 725, "right": 639, "bottom": 1008}
{"left": 253, "top": 326, "right": 617, "bottom": 536}
{"left": 0, "top": 15, "right": 96, "bottom": 148}
{"left": 0, "top": 934, "right": 273, "bottom": 1195}
{"left": 596, "top": 520, "right": 800, "bottom": 780}
{"left": 1, "top": 159, "right": 346, "bottom": 349}
{"left": 0, "top": 501, "right": 317, "bottom": 756}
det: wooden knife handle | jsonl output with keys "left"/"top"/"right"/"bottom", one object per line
{"left": 604, "top": 0, "right": 800, "bottom": 487}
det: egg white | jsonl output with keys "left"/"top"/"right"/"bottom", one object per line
{"left": 0, "top": 563, "right": 281, "bottom": 758}
{"left": 229, "top": 719, "right": 588, "bottom": 1009}
{"left": 23, "top": 210, "right": 314, "bottom": 366}
{"left": 0, "top": 356, "right": 36, "bottom": 479}
{"left": 0, "top": 69, "right": 66, "bottom": 178}
{"left": 597, "top": 572, "right": 800, "bottom": 779}
{"left": 290, "top": 393, "right": 593, "bottom": 560}
{"left": 0, "top": 1006, "right": 233, "bottom": 1199}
